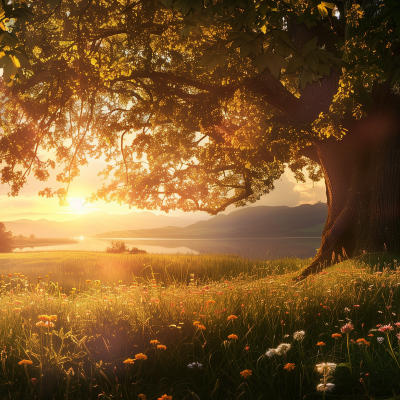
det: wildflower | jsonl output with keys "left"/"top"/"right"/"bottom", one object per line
{"left": 193, "top": 321, "right": 200, "bottom": 326}
{"left": 265, "top": 349, "right": 275, "bottom": 358}
{"left": 158, "top": 395, "right": 172, "bottom": 400}
{"left": 275, "top": 343, "right": 291, "bottom": 355}
{"left": 316, "top": 363, "right": 337, "bottom": 375}
{"left": 228, "top": 334, "right": 238, "bottom": 340}
{"left": 38, "top": 315, "right": 49, "bottom": 321}
{"left": 245, "top": 346, "right": 250, "bottom": 351}
{"left": 157, "top": 345, "right": 167, "bottom": 350}
{"left": 18, "top": 360, "right": 33, "bottom": 365}
{"left": 240, "top": 369, "right": 252, "bottom": 378}
{"left": 316, "top": 383, "right": 335, "bottom": 392}
{"left": 135, "top": 353, "right": 147, "bottom": 360}
{"left": 368, "top": 334, "right": 374, "bottom": 337}
{"left": 332, "top": 333, "right": 342, "bottom": 339}
{"left": 317, "top": 342, "right": 326, "bottom": 346}
{"left": 86, "top": 280, "right": 91, "bottom": 283}
{"left": 206, "top": 300, "right": 215, "bottom": 305}
{"left": 356, "top": 338, "right": 370, "bottom": 346}
{"left": 150, "top": 340, "right": 160, "bottom": 345}
{"left": 397, "top": 333, "right": 400, "bottom": 340}
{"left": 341, "top": 323, "right": 354, "bottom": 334}
{"left": 377, "top": 337, "right": 385, "bottom": 344}
{"left": 227, "top": 315, "right": 237, "bottom": 321}
{"left": 293, "top": 330, "right": 305, "bottom": 341}
{"left": 284, "top": 363, "right": 295, "bottom": 371}
{"left": 123, "top": 358, "right": 135, "bottom": 364}
{"left": 187, "top": 362, "right": 203, "bottom": 370}
{"left": 378, "top": 324, "right": 393, "bottom": 333}
{"left": 36, "top": 321, "right": 45, "bottom": 327}
{"left": 197, "top": 324, "right": 206, "bottom": 330}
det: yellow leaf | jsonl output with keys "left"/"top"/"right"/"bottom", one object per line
{"left": 91, "top": 58, "right": 97, "bottom": 65}
{"left": 317, "top": 4, "right": 328, "bottom": 18}
{"left": 321, "top": 1, "right": 335, "bottom": 9}
{"left": 261, "top": 24, "right": 267, "bottom": 34}
{"left": 11, "top": 55, "right": 20, "bottom": 68}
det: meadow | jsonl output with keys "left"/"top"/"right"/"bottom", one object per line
{"left": 0, "top": 251, "right": 400, "bottom": 399}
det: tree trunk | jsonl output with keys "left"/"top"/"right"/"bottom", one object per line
{"left": 298, "top": 95, "right": 400, "bottom": 278}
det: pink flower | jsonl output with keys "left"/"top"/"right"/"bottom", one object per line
{"left": 394, "top": 322, "right": 400, "bottom": 328}
{"left": 340, "top": 323, "right": 354, "bottom": 334}
{"left": 378, "top": 324, "right": 394, "bottom": 333}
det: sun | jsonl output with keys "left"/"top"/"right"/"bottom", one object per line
{"left": 68, "top": 197, "right": 86, "bottom": 213}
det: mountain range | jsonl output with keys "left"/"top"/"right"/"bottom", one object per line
{"left": 93, "top": 203, "right": 328, "bottom": 239}
{"left": 2, "top": 211, "right": 200, "bottom": 238}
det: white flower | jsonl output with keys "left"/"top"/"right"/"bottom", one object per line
{"left": 377, "top": 337, "right": 385, "bottom": 344}
{"left": 275, "top": 343, "right": 291, "bottom": 355}
{"left": 316, "top": 363, "right": 337, "bottom": 375}
{"left": 316, "top": 383, "right": 335, "bottom": 392}
{"left": 265, "top": 349, "right": 275, "bottom": 358}
{"left": 293, "top": 330, "right": 305, "bottom": 341}
{"left": 188, "top": 362, "right": 203, "bottom": 370}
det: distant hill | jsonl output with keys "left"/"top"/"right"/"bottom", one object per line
{"left": 93, "top": 203, "right": 328, "bottom": 239}
{"left": 2, "top": 211, "right": 201, "bottom": 238}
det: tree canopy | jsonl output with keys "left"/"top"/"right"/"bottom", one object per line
{"left": 0, "top": 0, "right": 396, "bottom": 214}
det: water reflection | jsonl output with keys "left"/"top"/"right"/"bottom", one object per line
{"left": 13, "top": 237, "right": 321, "bottom": 260}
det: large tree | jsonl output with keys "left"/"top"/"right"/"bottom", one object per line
{"left": 0, "top": 0, "right": 399, "bottom": 277}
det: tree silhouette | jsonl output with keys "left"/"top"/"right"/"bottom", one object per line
{"left": 0, "top": 223, "right": 13, "bottom": 253}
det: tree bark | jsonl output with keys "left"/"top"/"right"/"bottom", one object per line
{"left": 298, "top": 93, "right": 400, "bottom": 278}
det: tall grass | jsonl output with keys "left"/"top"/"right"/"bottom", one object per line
{"left": 0, "top": 252, "right": 310, "bottom": 293}
{"left": 0, "top": 251, "right": 399, "bottom": 399}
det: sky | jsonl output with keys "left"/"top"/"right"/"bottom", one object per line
{"left": 0, "top": 157, "right": 327, "bottom": 222}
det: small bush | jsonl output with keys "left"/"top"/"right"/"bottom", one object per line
{"left": 129, "top": 247, "right": 147, "bottom": 255}
{"left": 105, "top": 241, "right": 129, "bottom": 254}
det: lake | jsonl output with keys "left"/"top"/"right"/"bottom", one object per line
{"left": 12, "top": 236, "right": 321, "bottom": 260}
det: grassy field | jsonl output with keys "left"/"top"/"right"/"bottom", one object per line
{"left": 0, "top": 251, "right": 400, "bottom": 399}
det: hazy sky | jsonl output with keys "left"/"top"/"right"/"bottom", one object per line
{"left": 0, "top": 157, "right": 327, "bottom": 222}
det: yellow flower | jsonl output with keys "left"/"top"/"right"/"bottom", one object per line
{"left": 332, "top": 333, "right": 342, "bottom": 339}
{"left": 227, "top": 315, "right": 237, "bottom": 321}
{"left": 240, "top": 369, "right": 252, "bottom": 378}
{"left": 150, "top": 340, "right": 160, "bottom": 345}
{"left": 317, "top": 342, "right": 326, "bottom": 346}
{"left": 18, "top": 360, "right": 33, "bottom": 365}
{"left": 157, "top": 345, "right": 167, "bottom": 350}
{"left": 135, "top": 353, "right": 147, "bottom": 360}
{"left": 284, "top": 363, "right": 295, "bottom": 371}
{"left": 123, "top": 358, "right": 135, "bottom": 364}
{"left": 158, "top": 395, "right": 172, "bottom": 400}
{"left": 228, "top": 334, "right": 238, "bottom": 340}
{"left": 197, "top": 324, "right": 206, "bottom": 330}
{"left": 193, "top": 321, "right": 200, "bottom": 326}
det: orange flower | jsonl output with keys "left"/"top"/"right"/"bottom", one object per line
{"left": 157, "top": 345, "right": 167, "bottom": 350}
{"left": 240, "top": 369, "right": 252, "bottom": 378}
{"left": 356, "top": 338, "right": 370, "bottom": 346}
{"left": 38, "top": 315, "right": 49, "bottom": 321}
{"left": 284, "top": 363, "right": 295, "bottom": 371}
{"left": 86, "top": 280, "right": 91, "bottom": 283}
{"left": 227, "top": 315, "right": 237, "bottom": 321}
{"left": 18, "top": 360, "right": 33, "bottom": 365}
{"left": 332, "top": 333, "right": 342, "bottom": 339}
{"left": 228, "top": 334, "right": 238, "bottom": 340}
{"left": 197, "top": 324, "right": 206, "bottom": 330}
{"left": 158, "top": 395, "right": 172, "bottom": 400}
{"left": 123, "top": 358, "right": 135, "bottom": 364}
{"left": 150, "top": 340, "right": 160, "bottom": 345}
{"left": 193, "top": 321, "right": 200, "bottom": 326}
{"left": 135, "top": 353, "right": 147, "bottom": 360}
{"left": 368, "top": 334, "right": 374, "bottom": 337}
{"left": 317, "top": 342, "right": 326, "bottom": 346}
{"left": 206, "top": 300, "right": 215, "bottom": 305}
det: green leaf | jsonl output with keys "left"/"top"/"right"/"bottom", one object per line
{"left": 285, "top": 56, "right": 304, "bottom": 74}
{"left": 13, "top": 7, "right": 34, "bottom": 23}
{"left": 271, "top": 30, "right": 298, "bottom": 52}
{"left": 0, "top": 32, "right": 18, "bottom": 48}
{"left": 253, "top": 53, "right": 287, "bottom": 78}
{"left": 240, "top": 38, "right": 262, "bottom": 57}
{"left": 44, "top": 0, "right": 61, "bottom": 9}
{"left": 317, "top": 63, "right": 331, "bottom": 77}
{"left": 199, "top": 54, "right": 227, "bottom": 71}
{"left": 337, "top": 363, "right": 351, "bottom": 370}
{"left": 301, "top": 36, "right": 318, "bottom": 57}
{"left": 300, "top": 69, "right": 313, "bottom": 90}
{"left": 305, "top": 52, "right": 319, "bottom": 72}
{"left": 158, "top": 0, "right": 173, "bottom": 8}
{"left": 2, "top": 55, "right": 17, "bottom": 81}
